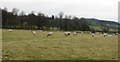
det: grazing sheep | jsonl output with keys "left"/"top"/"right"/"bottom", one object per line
{"left": 38, "top": 30, "right": 43, "bottom": 32}
{"left": 91, "top": 33, "right": 95, "bottom": 37}
{"left": 64, "top": 32, "right": 71, "bottom": 36}
{"left": 96, "top": 32, "right": 100, "bottom": 35}
{"left": 81, "top": 31, "right": 83, "bottom": 34}
{"left": 108, "top": 35, "right": 113, "bottom": 36}
{"left": 9, "top": 29, "right": 13, "bottom": 32}
{"left": 89, "top": 32, "right": 92, "bottom": 35}
{"left": 47, "top": 32, "right": 53, "bottom": 36}
{"left": 73, "top": 32, "right": 77, "bottom": 35}
{"left": 115, "top": 33, "right": 119, "bottom": 35}
{"left": 103, "top": 33, "right": 107, "bottom": 37}
{"left": 116, "top": 33, "right": 120, "bottom": 36}
{"left": 57, "top": 31, "right": 59, "bottom": 32}
{"left": 112, "top": 34, "right": 115, "bottom": 36}
{"left": 31, "top": 31, "right": 36, "bottom": 35}
{"left": 76, "top": 31, "right": 82, "bottom": 33}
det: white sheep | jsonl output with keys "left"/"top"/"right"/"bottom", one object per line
{"left": 31, "top": 31, "right": 36, "bottom": 35}
{"left": 91, "top": 33, "right": 95, "bottom": 37}
{"left": 57, "top": 31, "right": 59, "bottom": 32}
{"left": 47, "top": 32, "right": 53, "bottom": 36}
{"left": 108, "top": 35, "right": 113, "bottom": 36}
{"left": 80, "top": 31, "right": 83, "bottom": 34}
{"left": 112, "top": 34, "right": 115, "bottom": 36}
{"left": 96, "top": 32, "right": 100, "bottom": 35}
{"left": 9, "top": 29, "right": 13, "bottom": 32}
{"left": 38, "top": 30, "right": 43, "bottom": 32}
{"left": 103, "top": 33, "right": 107, "bottom": 37}
{"left": 115, "top": 33, "right": 119, "bottom": 35}
{"left": 64, "top": 32, "right": 71, "bottom": 36}
{"left": 73, "top": 32, "right": 77, "bottom": 35}
{"left": 89, "top": 32, "right": 92, "bottom": 35}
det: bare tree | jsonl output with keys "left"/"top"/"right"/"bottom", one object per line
{"left": 59, "top": 12, "right": 64, "bottom": 30}
{"left": 12, "top": 8, "right": 19, "bottom": 15}
{"left": 19, "top": 11, "right": 26, "bottom": 28}
{"left": 59, "top": 12, "right": 64, "bottom": 19}
{"left": 101, "top": 24, "right": 110, "bottom": 33}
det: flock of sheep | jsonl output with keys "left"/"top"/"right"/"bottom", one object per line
{"left": 90, "top": 32, "right": 107, "bottom": 37}
{"left": 8, "top": 29, "right": 119, "bottom": 37}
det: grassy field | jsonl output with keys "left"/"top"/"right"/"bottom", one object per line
{"left": 0, "top": 29, "right": 2, "bottom": 61}
{"left": 2, "top": 29, "right": 118, "bottom": 60}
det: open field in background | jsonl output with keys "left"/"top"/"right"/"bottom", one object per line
{"left": 2, "top": 29, "right": 118, "bottom": 60}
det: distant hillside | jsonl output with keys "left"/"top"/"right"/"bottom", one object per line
{"left": 85, "top": 18, "right": 119, "bottom": 31}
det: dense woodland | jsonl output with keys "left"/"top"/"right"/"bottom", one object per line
{"left": 1, "top": 7, "right": 119, "bottom": 33}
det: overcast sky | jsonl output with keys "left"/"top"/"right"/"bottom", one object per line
{"left": 1, "top": 0, "right": 119, "bottom": 22}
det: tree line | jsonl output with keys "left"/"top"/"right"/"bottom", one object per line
{"left": 2, "top": 7, "right": 117, "bottom": 33}
{"left": 2, "top": 7, "right": 90, "bottom": 31}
